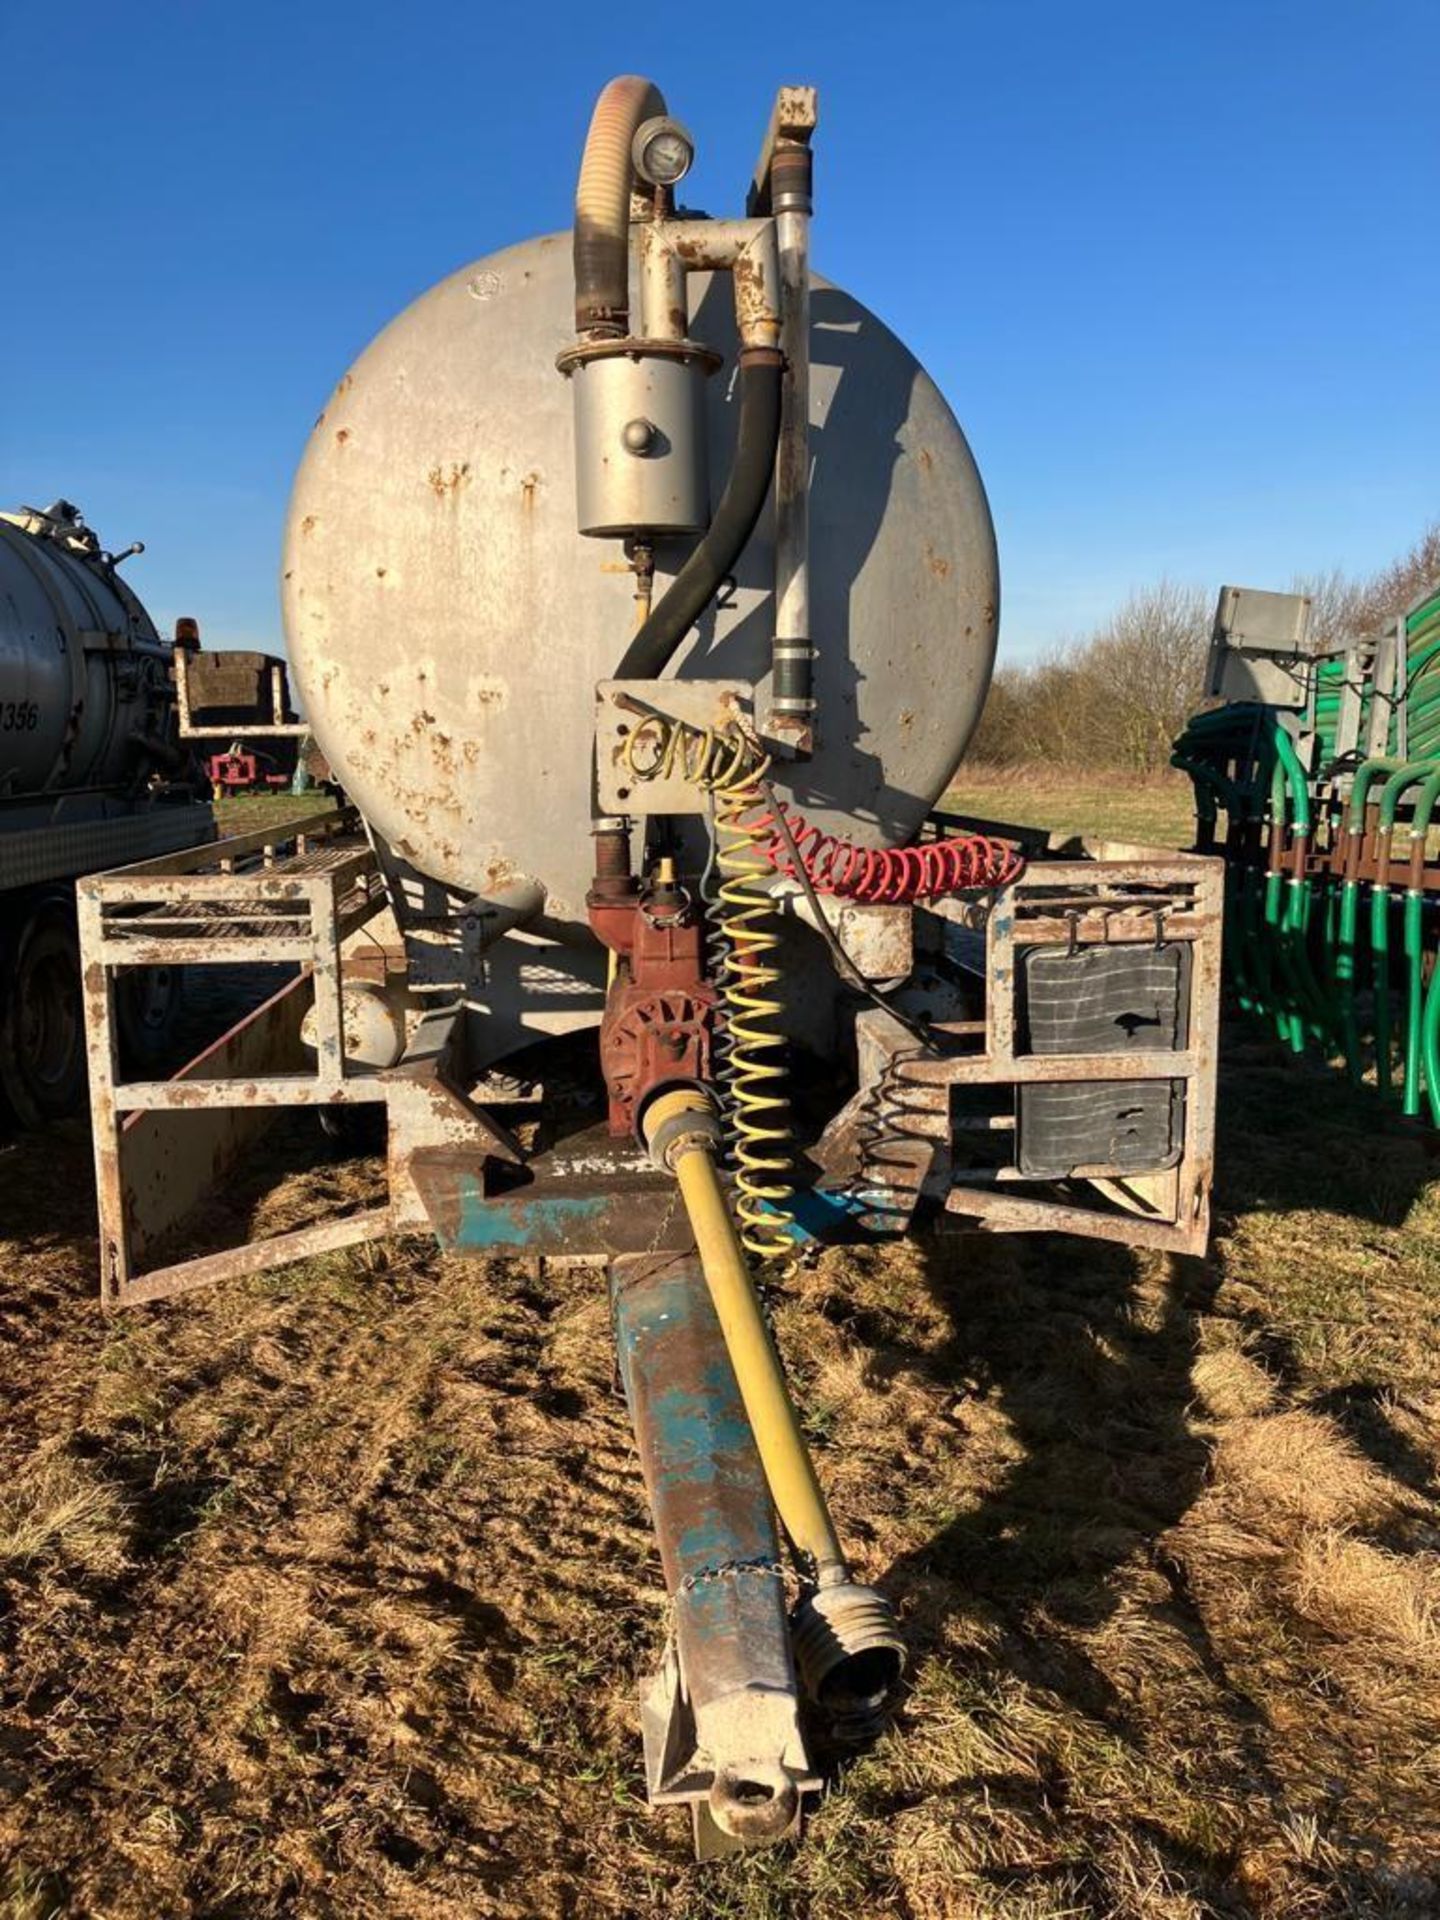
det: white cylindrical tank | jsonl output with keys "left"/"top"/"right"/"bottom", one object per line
{"left": 282, "top": 233, "right": 998, "bottom": 937}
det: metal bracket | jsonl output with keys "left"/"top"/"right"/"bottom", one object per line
{"left": 594, "top": 678, "right": 753, "bottom": 815}
{"left": 746, "top": 85, "right": 819, "bottom": 217}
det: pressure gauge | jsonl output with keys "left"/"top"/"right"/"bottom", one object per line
{"left": 632, "top": 116, "right": 695, "bottom": 188}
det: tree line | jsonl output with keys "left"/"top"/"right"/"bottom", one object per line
{"left": 967, "top": 523, "right": 1440, "bottom": 772}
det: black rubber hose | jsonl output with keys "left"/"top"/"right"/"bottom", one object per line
{"left": 616, "top": 351, "right": 784, "bottom": 680}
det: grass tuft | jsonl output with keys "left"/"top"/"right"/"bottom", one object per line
{"left": 0, "top": 1449, "right": 130, "bottom": 1578}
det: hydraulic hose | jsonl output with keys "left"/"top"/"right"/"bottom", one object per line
{"left": 574, "top": 75, "right": 665, "bottom": 334}
{"left": 1172, "top": 749, "right": 1255, "bottom": 1009}
{"left": 615, "top": 350, "right": 783, "bottom": 680}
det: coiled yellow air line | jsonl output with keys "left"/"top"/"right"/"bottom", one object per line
{"left": 623, "top": 715, "right": 794, "bottom": 1259}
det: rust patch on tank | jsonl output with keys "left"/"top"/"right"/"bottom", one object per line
{"left": 336, "top": 428, "right": 351, "bottom": 446}
{"left": 917, "top": 447, "right": 934, "bottom": 474}
{"left": 521, "top": 472, "right": 540, "bottom": 510}
{"left": 301, "top": 515, "right": 318, "bottom": 538}
{"left": 925, "top": 545, "right": 951, "bottom": 579}
{"left": 428, "top": 462, "right": 472, "bottom": 498}
{"left": 479, "top": 854, "right": 520, "bottom": 893}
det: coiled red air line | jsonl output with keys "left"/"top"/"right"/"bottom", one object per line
{"left": 619, "top": 714, "right": 1026, "bottom": 901}
{"left": 754, "top": 806, "right": 1025, "bottom": 902}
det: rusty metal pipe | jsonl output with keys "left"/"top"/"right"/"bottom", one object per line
{"left": 574, "top": 75, "right": 665, "bottom": 335}
{"left": 639, "top": 219, "right": 782, "bottom": 354}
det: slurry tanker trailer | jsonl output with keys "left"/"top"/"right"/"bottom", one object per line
{"left": 79, "top": 80, "right": 1223, "bottom": 1855}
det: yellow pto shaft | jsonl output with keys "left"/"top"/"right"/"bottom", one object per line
{"left": 643, "top": 1087, "right": 846, "bottom": 1580}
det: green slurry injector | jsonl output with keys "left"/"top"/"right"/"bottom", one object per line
{"left": 1175, "top": 580, "right": 1440, "bottom": 1118}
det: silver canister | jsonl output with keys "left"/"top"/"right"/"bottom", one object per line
{"left": 557, "top": 339, "right": 718, "bottom": 538}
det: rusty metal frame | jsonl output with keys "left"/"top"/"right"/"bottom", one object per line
{"left": 815, "top": 837, "right": 1223, "bottom": 1257}
{"left": 82, "top": 813, "right": 1222, "bottom": 1305}
{"left": 80, "top": 809, "right": 394, "bottom": 1306}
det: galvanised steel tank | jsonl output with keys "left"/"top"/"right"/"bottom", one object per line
{"left": 281, "top": 237, "right": 997, "bottom": 935}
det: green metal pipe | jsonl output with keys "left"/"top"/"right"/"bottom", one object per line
{"left": 1404, "top": 768, "right": 1440, "bottom": 1115}
{"left": 1269, "top": 727, "right": 1337, "bottom": 1047}
{"left": 1368, "top": 764, "right": 1434, "bottom": 1094}
{"left": 1338, "top": 758, "right": 1407, "bottom": 1082}
{"left": 1424, "top": 955, "right": 1440, "bottom": 1128}
{"left": 1403, "top": 889, "right": 1427, "bottom": 1116}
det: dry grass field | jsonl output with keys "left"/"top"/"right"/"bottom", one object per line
{"left": 3, "top": 783, "right": 1440, "bottom": 1919}
{"left": 945, "top": 769, "right": 1197, "bottom": 851}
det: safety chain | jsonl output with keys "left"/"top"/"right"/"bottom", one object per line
{"left": 678, "top": 1555, "right": 786, "bottom": 1593}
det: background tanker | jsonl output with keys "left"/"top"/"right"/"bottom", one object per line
{"left": 0, "top": 501, "right": 213, "bottom": 1123}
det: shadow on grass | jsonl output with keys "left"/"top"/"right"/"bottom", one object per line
{"left": 855, "top": 1016, "right": 1440, "bottom": 1905}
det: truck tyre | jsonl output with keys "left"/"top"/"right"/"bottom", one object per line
{"left": 0, "top": 899, "right": 85, "bottom": 1126}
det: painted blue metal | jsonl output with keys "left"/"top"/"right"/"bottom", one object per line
{"left": 611, "top": 1252, "right": 797, "bottom": 1709}
{"left": 454, "top": 1185, "right": 607, "bottom": 1248}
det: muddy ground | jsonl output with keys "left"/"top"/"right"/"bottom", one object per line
{"left": 2, "top": 1020, "right": 1440, "bottom": 1920}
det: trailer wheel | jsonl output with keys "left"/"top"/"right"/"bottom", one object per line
{"left": 0, "top": 900, "right": 86, "bottom": 1126}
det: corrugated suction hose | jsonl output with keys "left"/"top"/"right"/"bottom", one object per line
{"left": 574, "top": 74, "right": 665, "bottom": 334}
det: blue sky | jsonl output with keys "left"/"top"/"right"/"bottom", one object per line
{"left": 3, "top": 1, "right": 1435, "bottom": 663}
